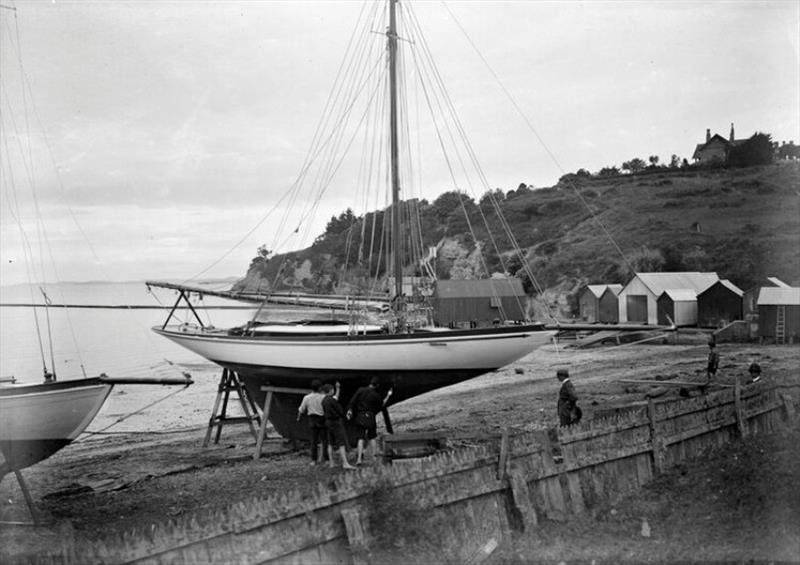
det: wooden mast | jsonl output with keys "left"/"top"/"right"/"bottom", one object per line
{"left": 388, "top": 0, "right": 404, "bottom": 328}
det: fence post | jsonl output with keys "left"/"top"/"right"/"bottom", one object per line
{"left": 647, "top": 398, "right": 665, "bottom": 474}
{"left": 497, "top": 428, "right": 510, "bottom": 480}
{"left": 734, "top": 376, "right": 747, "bottom": 437}
{"left": 507, "top": 466, "right": 538, "bottom": 531}
{"left": 341, "top": 507, "right": 369, "bottom": 565}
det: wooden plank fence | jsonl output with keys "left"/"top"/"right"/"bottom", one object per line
{"left": 31, "top": 383, "right": 799, "bottom": 565}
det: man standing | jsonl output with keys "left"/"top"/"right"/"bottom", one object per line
{"left": 347, "top": 377, "right": 392, "bottom": 465}
{"left": 321, "top": 382, "right": 356, "bottom": 470}
{"left": 556, "top": 369, "right": 580, "bottom": 427}
{"left": 297, "top": 379, "right": 327, "bottom": 465}
{"left": 706, "top": 341, "right": 720, "bottom": 382}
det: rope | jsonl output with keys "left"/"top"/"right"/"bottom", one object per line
{"left": 75, "top": 383, "right": 192, "bottom": 441}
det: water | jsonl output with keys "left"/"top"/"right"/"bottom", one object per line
{"left": 0, "top": 281, "right": 317, "bottom": 433}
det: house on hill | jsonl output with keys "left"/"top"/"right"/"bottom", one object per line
{"left": 697, "top": 279, "right": 744, "bottom": 328}
{"left": 579, "top": 284, "right": 622, "bottom": 323}
{"left": 432, "top": 278, "right": 526, "bottom": 328}
{"left": 692, "top": 123, "right": 748, "bottom": 164}
{"left": 618, "top": 272, "right": 719, "bottom": 325}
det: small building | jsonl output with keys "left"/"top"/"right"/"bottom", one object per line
{"left": 598, "top": 284, "right": 623, "bottom": 323}
{"left": 697, "top": 279, "right": 744, "bottom": 328}
{"left": 433, "top": 278, "right": 526, "bottom": 328}
{"left": 692, "top": 123, "right": 748, "bottom": 164}
{"left": 743, "top": 277, "right": 790, "bottom": 319}
{"left": 757, "top": 287, "right": 800, "bottom": 343}
{"left": 618, "top": 272, "right": 719, "bottom": 325}
{"left": 579, "top": 284, "right": 623, "bottom": 322}
{"left": 657, "top": 289, "right": 698, "bottom": 327}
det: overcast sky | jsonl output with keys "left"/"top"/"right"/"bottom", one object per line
{"left": 1, "top": 0, "right": 798, "bottom": 286}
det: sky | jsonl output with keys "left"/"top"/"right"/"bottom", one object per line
{"left": 1, "top": 0, "right": 798, "bottom": 286}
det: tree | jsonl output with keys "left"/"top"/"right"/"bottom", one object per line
{"left": 669, "top": 154, "right": 681, "bottom": 169}
{"left": 648, "top": 155, "right": 660, "bottom": 168}
{"left": 597, "top": 166, "right": 620, "bottom": 177}
{"left": 727, "top": 133, "right": 774, "bottom": 167}
{"left": 622, "top": 158, "right": 647, "bottom": 174}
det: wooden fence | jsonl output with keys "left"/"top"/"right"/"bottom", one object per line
{"left": 34, "top": 383, "right": 799, "bottom": 565}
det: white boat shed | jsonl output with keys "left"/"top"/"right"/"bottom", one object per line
{"left": 657, "top": 289, "right": 699, "bottom": 326}
{"left": 618, "top": 272, "right": 719, "bottom": 325}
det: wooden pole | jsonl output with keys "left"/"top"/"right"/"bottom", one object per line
{"left": 254, "top": 390, "right": 274, "bottom": 460}
{"left": 647, "top": 397, "right": 665, "bottom": 474}
{"left": 734, "top": 375, "right": 747, "bottom": 437}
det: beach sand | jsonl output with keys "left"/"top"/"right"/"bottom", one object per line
{"left": 2, "top": 337, "right": 798, "bottom": 560}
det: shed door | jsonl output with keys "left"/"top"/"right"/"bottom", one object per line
{"left": 627, "top": 295, "right": 648, "bottom": 323}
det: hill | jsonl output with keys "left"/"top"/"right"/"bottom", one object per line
{"left": 235, "top": 161, "right": 800, "bottom": 316}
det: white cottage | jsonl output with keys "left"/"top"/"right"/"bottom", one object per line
{"left": 618, "top": 272, "right": 719, "bottom": 325}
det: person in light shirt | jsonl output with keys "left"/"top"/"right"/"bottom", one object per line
{"left": 297, "top": 379, "right": 328, "bottom": 465}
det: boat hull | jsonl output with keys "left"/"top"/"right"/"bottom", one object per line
{"left": 153, "top": 324, "right": 555, "bottom": 440}
{"left": 0, "top": 379, "right": 113, "bottom": 473}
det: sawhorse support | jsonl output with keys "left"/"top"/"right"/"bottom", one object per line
{"left": 253, "top": 385, "right": 312, "bottom": 460}
{"left": 203, "top": 369, "right": 261, "bottom": 447}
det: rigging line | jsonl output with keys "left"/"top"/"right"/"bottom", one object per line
{"left": 405, "top": 8, "right": 544, "bottom": 318}
{"left": 407, "top": 6, "right": 550, "bottom": 301}
{"left": 74, "top": 383, "right": 192, "bottom": 441}
{"left": 188, "top": 2, "right": 376, "bottom": 282}
{"left": 289, "top": 67, "right": 388, "bottom": 251}
{"left": 295, "top": 45, "right": 385, "bottom": 245}
{"left": 440, "top": 1, "right": 633, "bottom": 273}
{"left": 0, "top": 131, "right": 49, "bottom": 372}
{"left": 288, "top": 6, "right": 382, "bottom": 248}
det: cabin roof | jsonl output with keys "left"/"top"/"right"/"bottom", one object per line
{"left": 757, "top": 287, "right": 800, "bottom": 306}
{"left": 629, "top": 272, "right": 719, "bottom": 296}
{"left": 435, "top": 278, "right": 524, "bottom": 298}
{"left": 659, "top": 289, "right": 697, "bottom": 302}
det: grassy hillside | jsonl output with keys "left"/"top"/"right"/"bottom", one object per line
{"left": 236, "top": 161, "right": 800, "bottom": 311}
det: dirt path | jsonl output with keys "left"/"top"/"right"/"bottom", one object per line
{"left": 1, "top": 341, "right": 798, "bottom": 561}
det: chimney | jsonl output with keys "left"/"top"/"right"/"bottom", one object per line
{"left": 706, "top": 128, "right": 711, "bottom": 143}
{"left": 730, "top": 123, "right": 735, "bottom": 142}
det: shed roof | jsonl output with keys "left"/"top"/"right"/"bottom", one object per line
{"left": 435, "top": 278, "right": 524, "bottom": 298}
{"left": 584, "top": 284, "right": 609, "bottom": 298}
{"left": 629, "top": 272, "right": 719, "bottom": 296}
{"left": 717, "top": 279, "right": 744, "bottom": 296}
{"left": 757, "top": 287, "right": 800, "bottom": 306}
{"left": 767, "top": 277, "right": 791, "bottom": 288}
{"left": 602, "top": 284, "right": 623, "bottom": 296}
{"left": 659, "top": 289, "right": 697, "bottom": 302}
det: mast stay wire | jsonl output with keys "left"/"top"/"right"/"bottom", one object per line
{"left": 403, "top": 4, "right": 543, "bottom": 322}
{"left": 439, "top": 1, "right": 635, "bottom": 276}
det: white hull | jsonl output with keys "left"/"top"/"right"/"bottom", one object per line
{"left": 0, "top": 379, "right": 113, "bottom": 471}
{"left": 154, "top": 324, "right": 554, "bottom": 374}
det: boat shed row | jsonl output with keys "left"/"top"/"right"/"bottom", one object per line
{"left": 579, "top": 272, "right": 800, "bottom": 341}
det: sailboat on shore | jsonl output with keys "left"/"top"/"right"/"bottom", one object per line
{"left": 149, "top": 0, "right": 556, "bottom": 439}
{"left": 0, "top": 5, "right": 192, "bottom": 523}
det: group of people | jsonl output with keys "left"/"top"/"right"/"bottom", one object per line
{"left": 297, "top": 377, "right": 392, "bottom": 469}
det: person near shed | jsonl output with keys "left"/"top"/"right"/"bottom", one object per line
{"left": 556, "top": 369, "right": 581, "bottom": 426}
{"left": 297, "top": 379, "right": 328, "bottom": 465}
{"left": 321, "top": 382, "right": 356, "bottom": 470}
{"left": 706, "top": 341, "right": 720, "bottom": 382}
{"left": 347, "top": 377, "right": 393, "bottom": 465}
{"left": 748, "top": 360, "right": 762, "bottom": 383}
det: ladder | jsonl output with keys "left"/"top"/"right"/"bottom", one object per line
{"left": 776, "top": 305, "right": 786, "bottom": 345}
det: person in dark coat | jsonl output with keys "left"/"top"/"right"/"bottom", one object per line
{"left": 321, "top": 382, "right": 355, "bottom": 470}
{"left": 748, "top": 360, "right": 762, "bottom": 383}
{"left": 297, "top": 379, "right": 328, "bottom": 464}
{"left": 556, "top": 369, "right": 581, "bottom": 426}
{"left": 347, "top": 376, "right": 392, "bottom": 465}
